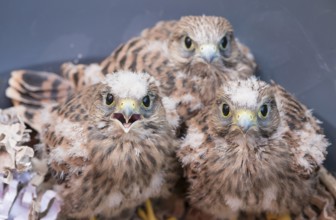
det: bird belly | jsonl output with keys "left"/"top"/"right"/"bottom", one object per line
{"left": 186, "top": 147, "right": 314, "bottom": 216}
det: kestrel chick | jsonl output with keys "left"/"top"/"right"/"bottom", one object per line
{"left": 6, "top": 71, "right": 181, "bottom": 219}
{"left": 62, "top": 15, "right": 256, "bottom": 127}
{"left": 178, "top": 77, "right": 329, "bottom": 218}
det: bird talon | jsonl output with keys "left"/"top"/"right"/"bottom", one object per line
{"left": 137, "top": 199, "right": 157, "bottom": 220}
{"left": 138, "top": 199, "right": 156, "bottom": 220}
{"left": 266, "top": 213, "right": 291, "bottom": 220}
{"left": 137, "top": 199, "right": 177, "bottom": 220}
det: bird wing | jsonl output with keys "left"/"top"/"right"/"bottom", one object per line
{"left": 273, "top": 83, "right": 329, "bottom": 177}
{"left": 6, "top": 69, "right": 93, "bottom": 183}
{"left": 60, "top": 62, "right": 105, "bottom": 91}
{"left": 6, "top": 70, "right": 73, "bottom": 132}
{"left": 42, "top": 87, "right": 97, "bottom": 183}
{"left": 178, "top": 112, "right": 210, "bottom": 173}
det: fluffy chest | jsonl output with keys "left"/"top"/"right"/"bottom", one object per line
{"left": 60, "top": 137, "right": 171, "bottom": 214}
{"left": 184, "top": 135, "right": 309, "bottom": 213}
{"left": 211, "top": 136, "right": 292, "bottom": 185}
{"left": 86, "top": 126, "right": 175, "bottom": 184}
{"left": 63, "top": 170, "right": 166, "bottom": 216}
{"left": 103, "top": 172, "right": 164, "bottom": 209}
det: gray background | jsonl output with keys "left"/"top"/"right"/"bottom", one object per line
{"left": 0, "top": 0, "right": 335, "bottom": 173}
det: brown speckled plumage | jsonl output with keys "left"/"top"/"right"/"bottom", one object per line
{"left": 6, "top": 71, "right": 181, "bottom": 219}
{"left": 177, "top": 77, "right": 329, "bottom": 218}
{"left": 62, "top": 16, "right": 256, "bottom": 126}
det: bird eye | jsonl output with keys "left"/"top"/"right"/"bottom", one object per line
{"left": 142, "top": 95, "right": 151, "bottom": 108}
{"left": 258, "top": 104, "right": 269, "bottom": 118}
{"left": 219, "top": 36, "right": 228, "bottom": 50}
{"left": 105, "top": 93, "right": 114, "bottom": 105}
{"left": 222, "top": 103, "right": 231, "bottom": 117}
{"left": 184, "top": 36, "right": 194, "bottom": 50}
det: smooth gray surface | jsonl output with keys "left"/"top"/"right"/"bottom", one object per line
{"left": 0, "top": 0, "right": 335, "bottom": 172}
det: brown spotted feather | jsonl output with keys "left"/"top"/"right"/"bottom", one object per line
{"left": 7, "top": 71, "right": 181, "bottom": 219}
{"left": 6, "top": 70, "right": 73, "bottom": 132}
{"left": 52, "top": 83, "right": 180, "bottom": 218}
{"left": 178, "top": 77, "right": 329, "bottom": 218}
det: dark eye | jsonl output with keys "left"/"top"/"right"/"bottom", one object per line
{"left": 259, "top": 104, "right": 268, "bottom": 118}
{"left": 142, "top": 95, "right": 150, "bottom": 108}
{"left": 184, "top": 36, "right": 193, "bottom": 50}
{"left": 222, "top": 103, "right": 230, "bottom": 117}
{"left": 105, "top": 93, "right": 114, "bottom": 105}
{"left": 219, "top": 36, "right": 228, "bottom": 50}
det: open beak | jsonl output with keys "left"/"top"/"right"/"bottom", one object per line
{"left": 112, "top": 99, "right": 141, "bottom": 133}
{"left": 233, "top": 109, "right": 257, "bottom": 133}
{"left": 199, "top": 44, "right": 218, "bottom": 63}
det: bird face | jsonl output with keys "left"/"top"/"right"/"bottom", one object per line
{"left": 179, "top": 33, "right": 232, "bottom": 64}
{"left": 212, "top": 78, "right": 280, "bottom": 139}
{"left": 169, "top": 16, "right": 238, "bottom": 70}
{"left": 217, "top": 99, "right": 279, "bottom": 136}
{"left": 91, "top": 71, "right": 163, "bottom": 134}
{"left": 104, "top": 91, "right": 157, "bottom": 133}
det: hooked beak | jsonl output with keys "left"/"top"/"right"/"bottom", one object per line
{"left": 112, "top": 99, "right": 141, "bottom": 133}
{"left": 199, "top": 44, "right": 218, "bottom": 63}
{"left": 233, "top": 110, "right": 257, "bottom": 133}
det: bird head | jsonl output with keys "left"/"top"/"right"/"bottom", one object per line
{"left": 169, "top": 16, "right": 240, "bottom": 71}
{"left": 212, "top": 77, "right": 280, "bottom": 138}
{"left": 93, "top": 71, "right": 165, "bottom": 134}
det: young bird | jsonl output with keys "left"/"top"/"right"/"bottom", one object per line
{"left": 6, "top": 71, "right": 181, "bottom": 219}
{"left": 62, "top": 15, "right": 256, "bottom": 127}
{"left": 178, "top": 77, "right": 329, "bottom": 219}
